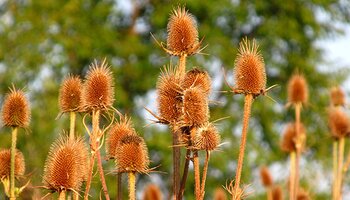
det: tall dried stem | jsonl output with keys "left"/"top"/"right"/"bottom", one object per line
{"left": 333, "top": 140, "right": 338, "bottom": 200}
{"left": 178, "top": 149, "right": 191, "bottom": 199}
{"left": 337, "top": 137, "right": 345, "bottom": 200}
{"left": 84, "top": 150, "right": 95, "bottom": 200}
{"left": 294, "top": 102, "right": 301, "bottom": 198}
{"left": 193, "top": 150, "right": 201, "bottom": 199}
{"left": 200, "top": 151, "right": 210, "bottom": 200}
{"left": 10, "top": 127, "right": 18, "bottom": 200}
{"left": 59, "top": 190, "right": 66, "bottom": 200}
{"left": 117, "top": 174, "right": 122, "bottom": 200}
{"left": 128, "top": 172, "right": 136, "bottom": 200}
{"left": 289, "top": 151, "right": 296, "bottom": 200}
{"left": 69, "top": 112, "right": 76, "bottom": 140}
{"left": 267, "top": 187, "right": 273, "bottom": 200}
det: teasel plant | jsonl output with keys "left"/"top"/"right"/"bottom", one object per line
{"left": 223, "top": 37, "right": 275, "bottom": 199}
{"left": 286, "top": 73, "right": 308, "bottom": 200}
{"left": 271, "top": 186, "right": 283, "bottom": 200}
{"left": 142, "top": 184, "right": 163, "bottom": 200}
{"left": 259, "top": 166, "right": 273, "bottom": 200}
{"left": 1, "top": 86, "right": 30, "bottom": 200}
{"left": 213, "top": 187, "right": 228, "bottom": 200}
{"left": 42, "top": 136, "right": 89, "bottom": 200}
{"left": 81, "top": 58, "right": 115, "bottom": 200}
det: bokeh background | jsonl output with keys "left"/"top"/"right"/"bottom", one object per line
{"left": 1, "top": 0, "right": 350, "bottom": 199}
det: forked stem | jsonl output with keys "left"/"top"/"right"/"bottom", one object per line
{"left": 233, "top": 94, "right": 253, "bottom": 197}
{"left": 200, "top": 151, "right": 210, "bottom": 200}
{"left": 10, "top": 127, "right": 18, "bottom": 200}
{"left": 69, "top": 111, "right": 76, "bottom": 140}
{"left": 289, "top": 151, "right": 296, "bottom": 200}
{"left": 128, "top": 172, "right": 136, "bottom": 200}
{"left": 178, "top": 149, "right": 191, "bottom": 199}
{"left": 193, "top": 150, "right": 201, "bottom": 199}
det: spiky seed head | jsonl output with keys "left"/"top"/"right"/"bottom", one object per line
{"left": 330, "top": 86, "right": 346, "bottom": 107}
{"left": 43, "top": 136, "right": 89, "bottom": 192}
{"left": 106, "top": 117, "right": 136, "bottom": 159}
{"left": 1, "top": 87, "right": 30, "bottom": 127}
{"left": 157, "top": 67, "right": 183, "bottom": 123}
{"left": 259, "top": 166, "right": 273, "bottom": 187}
{"left": 192, "top": 123, "right": 220, "bottom": 151}
{"left": 142, "top": 184, "right": 162, "bottom": 200}
{"left": 182, "top": 68, "right": 211, "bottom": 96}
{"left": 213, "top": 187, "right": 227, "bottom": 200}
{"left": 280, "top": 122, "right": 306, "bottom": 152}
{"left": 328, "top": 108, "right": 350, "bottom": 139}
{"left": 82, "top": 59, "right": 114, "bottom": 111}
{"left": 115, "top": 135, "right": 149, "bottom": 173}
{"left": 183, "top": 87, "right": 209, "bottom": 126}
{"left": 234, "top": 38, "right": 266, "bottom": 94}
{"left": 297, "top": 189, "right": 310, "bottom": 200}
{"left": 59, "top": 75, "right": 83, "bottom": 113}
{"left": 167, "top": 6, "right": 199, "bottom": 55}
{"left": 272, "top": 186, "right": 283, "bottom": 200}
{"left": 287, "top": 74, "right": 308, "bottom": 104}
{"left": 0, "top": 149, "right": 25, "bottom": 179}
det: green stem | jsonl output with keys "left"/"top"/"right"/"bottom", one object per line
{"left": 69, "top": 112, "right": 76, "bottom": 140}
{"left": 10, "top": 127, "right": 18, "bottom": 200}
{"left": 128, "top": 172, "right": 136, "bottom": 200}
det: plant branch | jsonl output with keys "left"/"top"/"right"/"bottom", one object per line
{"left": 172, "top": 129, "right": 181, "bottom": 199}
{"left": 128, "top": 172, "right": 136, "bottom": 200}
{"left": 289, "top": 151, "right": 296, "bottom": 200}
{"left": 10, "top": 127, "right": 18, "bottom": 200}
{"left": 294, "top": 102, "right": 301, "bottom": 197}
{"left": 178, "top": 149, "right": 191, "bottom": 200}
{"left": 59, "top": 190, "right": 66, "bottom": 200}
{"left": 193, "top": 150, "right": 201, "bottom": 200}
{"left": 69, "top": 112, "right": 76, "bottom": 140}
{"left": 117, "top": 173, "right": 122, "bottom": 200}
{"left": 333, "top": 140, "right": 338, "bottom": 200}
{"left": 200, "top": 151, "right": 210, "bottom": 200}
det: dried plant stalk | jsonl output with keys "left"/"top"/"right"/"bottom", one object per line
{"left": 193, "top": 150, "right": 201, "bottom": 199}
{"left": 290, "top": 151, "right": 296, "bottom": 200}
{"left": 128, "top": 172, "right": 136, "bottom": 200}
{"left": 333, "top": 140, "right": 338, "bottom": 200}
{"left": 200, "top": 151, "right": 210, "bottom": 200}
{"left": 10, "top": 127, "right": 18, "bottom": 200}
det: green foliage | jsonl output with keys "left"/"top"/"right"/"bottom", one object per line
{"left": 0, "top": 0, "right": 350, "bottom": 199}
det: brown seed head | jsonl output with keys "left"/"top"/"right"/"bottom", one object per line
{"left": 234, "top": 38, "right": 266, "bottom": 94}
{"left": 182, "top": 68, "right": 211, "bottom": 96}
{"left": 330, "top": 86, "right": 346, "bottom": 107}
{"left": 83, "top": 59, "right": 114, "bottom": 111}
{"left": 0, "top": 149, "right": 25, "bottom": 179}
{"left": 142, "top": 184, "right": 162, "bottom": 200}
{"left": 106, "top": 117, "right": 136, "bottom": 159}
{"left": 59, "top": 75, "right": 83, "bottom": 113}
{"left": 183, "top": 87, "right": 209, "bottom": 126}
{"left": 328, "top": 108, "right": 350, "bottom": 139}
{"left": 297, "top": 189, "right": 310, "bottom": 200}
{"left": 192, "top": 123, "right": 220, "bottom": 151}
{"left": 1, "top": 87, "right": 30, "bottom": 127}
{"left": 167, "top": 6, "right": 199, "bottom": 55}
{"left": 280, "top": 122, "right": 306, "bottom": 152}
{"left": 157, "top": 67, "right": 183, "bottom": 123}
{"left": 43, "top": 136, "right": 89, "bottom": 192}
{"left": 259, "top": 166, "right": 273, "bottom": 187}
{"left": 213, "top": 187, "right": 227, "bottom": 200}
{"left": 287, "top": 74, "right": 308, "bottom": 104}
{"left": 272, "top": 186, "right": 283, "bottom": 200}
{"left": 115, "top": 135, "right": 149, "bottom": 173}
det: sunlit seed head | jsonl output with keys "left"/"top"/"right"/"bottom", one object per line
{"left": 43, "top": 136, "right": 89, "bottom": 192}
{"left": 213, "top": 187, "right": 227, "bottom": 200}
{"left": 328, "top": 108, "right": 350, "bottom": 139}
{"left": 259, "top": 166, "right": 273, "bottom": 187}
{"left": 59, "top": 75, "right": 83, "bottom": 113}
{"left": 182, "top": 68, "right": 211, "bottom": 96}
{"left": 82, "top": 59, "right": 114, "bottom": 111}
{"left": 193, "top": 123, "right": 220, "bottom": 151}
{"left": 330, "top": 86, "right": 346, "bottom": 107}
{"left": 115, "top": 135, "right": 149, "bottom": 173}
{"left": 0, "top": 149, "right": 25, "bottom": 179}
{"left": 1, "top": 87, "right": 30, "bottom": 128}
{"left": 287, "top": 74, "right": 308, "bottom": 104}
{"left": 142, "top": 184, "right": 162, "bottom": 200}
{"left": 234, "top": 38, "right": 266, "bottom": 94}
{"left": 280, "top": 122, "right": 306, "bottom": 152}
{"left": 106, "top": 117, "right": 136, "bottom": 159}
{"left": 296, "top": 189, "right": 311, "bottom": 200}
{"left": 183, "top": 87, "right": 209, "bottom": 126}
{"left": 167, "top": 6, "right": 199, "bottom": 55}
{"left": 272, "top": 186, "right": 283, "bottom": 200}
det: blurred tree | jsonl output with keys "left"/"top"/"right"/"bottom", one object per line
{"left": 0, "top": 0, "right": 349, "bottom": 199}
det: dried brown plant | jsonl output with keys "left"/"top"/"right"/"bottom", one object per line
{"left": 259, "top": 166, "right": 273, "bottom": 188}
{"left": 330, "top": 86, "right": 346, "bottom": 107}
{"left": 182, "top": 68, "right": 211, "bottom": 96}
{"left": 287, "top": 74, "right": 308, "bottom": 105}
{"left": 0, "top": 149, "right": 25, "bottom": 179}
{"left": 192, "top": 123, "right": 220, "bottom": 151}
{"left": 213, "top": 187, "right": 227, "bottom": 200}
{"left": 142, "top": 184, "right": 162, "bottom": 200}
{"left": 328, "top": 108, "right": 350, "bottom": 139}
{"left": 272, "top": 186, "right": 283, "bottom": 200}
{"left": 281, "top": 122, "right": 306, "bottom": 153}
{"left": 183, "top": 87, "right": 209, "bottom": 127}
{"left": 59, "top": 75, "right": 83, "bottom": 113}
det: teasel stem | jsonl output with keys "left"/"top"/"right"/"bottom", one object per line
{"left": 178, "top": 149, "right": 191, "bottom": 199}
{"left": 193, "top": 150, "right": 201, "bottom": 199}
{"left": 128, "top": 172, "right": 136, "bottom": 200}
{"left": 96, "top": 149, "right": 110, "bottom": 200}
{"left": 233, "top": 94, "right": 253, "bottom": 196}
{"left": 73, "top": 192, "right": 79, "bottom": 200}
{"left": 337, "top": 137, "right": 345, "bottom": 200}
{"left": 84, "top": 151, "right": 95, "bottom": 200}
{"left": 333, "top": 140, "right": 338, "bottom": 200}
{"left": 10, "top": 127, "right": 18, "bottom": 200}
{"left": 200, "top": 151, "right": 210, "bottom": 200}
{"left": 59, "top": 190, "right": 66, "bottom": 200}
{"left": 69, "top": 112, "right": 76, "bottom": 140}
{"left": 294, "top": 102, "right": 301, "bottom": 198}
{"left": 117, "top": 173, "right": 122, "bottom": 200}
{"left": 178, "top": 54, "right": 187, "bottom": 77}
{"left": 267, "top": 186, "right": 273, "bottom": 200}
{"left": 289, "top": 151, "right": 296, "bottom": 200}
{"left": 172, "top": 129, "right": 181, "bottom": 199}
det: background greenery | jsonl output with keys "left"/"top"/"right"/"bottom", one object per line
{"left": 1, "top": 0, "right": 350, "bottom": 199}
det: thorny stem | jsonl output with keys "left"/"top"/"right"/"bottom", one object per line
{"left": 233, "top": 94, "right": 253, "bottom": 197}
{"left": 128, "top": 172, "right": 136, "bottom": 200}
{"left": 84, "top": 152, "right": 95, "bottom": 200}
{"left": 59, "top": 190, "right": 66, "bottom": 200}
{"left": 73, "top": 191, "right": 79, "bottom": 200}
{"left": 117, "top": 173, "right": 122, "bottom": 200}
{"left": 193, "top": 150, "right": 201, "bottom": 200}
{"left": 69, "top": 112, "right": 76, "bottom": 140}
{"left": 294, "top": 102, "right": 302, "bottom": 198}
{"left": 178, "top": 149, "right": 191, "bottom": 200}
{"left": 333, "top": 140, "right": 338, "bottom": 200}
{"left": 178, "top": 54, "right": 187, "bottom": 77}
{"left": 337, "top": 137, "right": 345, "bottom": 200}
{"left": 10, "top": 127, "right": 18, "bottom": 200}
{"left": 96, "top": 149, "right": 110, "bottom": 200}
{"left": 267, "top": 187, "right": 273, "bottom": 200}
{"left": 172, "top": 129, "right": 181, "bottom": 200}
{"left": 289, "top": 151, "right": 296, "bottom": 200}
{"left": 200, "top": 151, "right": 210, "bottom": 200}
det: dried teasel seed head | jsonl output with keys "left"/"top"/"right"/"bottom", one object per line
{"left": 1, "top": 87, "right": 30, "bottom": 127}
{"left": 280, "top": 122, "right": 306, "bottom": 152}
{"left": 296, "top": 189, "right": 311, "bottom": 200}
{"left": 192, "top": 123, "right": 220, "bottom": 151}
{"left": 157, "top": 66, "right": 183, "bottom": 123}
{"left": 167, "top": 6, "right": 199, "bottom": 56}
{"left": 82, "top": 59, "right": 114, "bottom": 111}
{"left": 106, "top": 117, "right": 136, "bottom": 159}
{"left": 213, "top": 187, "right": 227, "bottom": 200}
{"left": 59, "top": 75, "right": 83, "bottom": 113}
{"left": 183, "top": 87, "right": 209, "bottom": 126}
{"left": 182, "top": 68, "right": 211, "bottom": 96}
{"left": 272, "top": 186, "right": 283, "bottom": 200}
{"left": 287, "top": 74, "right": 308, "bottom": 104}
{"left": 328, "top": 108, "right": 350, "bottom": 139}
{"left": 115, "top": 134, "right": 149, "bottom": 173}
{"left": 234, "top": 38, "right": 266, "bottom": 95}
{"left": 330, "top": 86, "right": 346, "bottom": 107}
{"left": 0, "top": 149, "right": 25, "bottom": 179}
{"left": 259, "top": 166, "right": 273, "bottom": 187}
{"left": 43, "top": 136, "right": 89, "bottom": 192}
{"left": 142, "top": 184, "right": 162, "bottom": 200}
